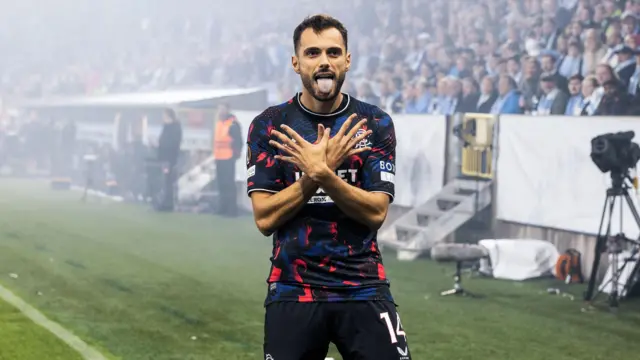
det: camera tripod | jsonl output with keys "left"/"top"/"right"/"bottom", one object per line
{"left": 584, "top": 172, "right": 640, "bottom": 309}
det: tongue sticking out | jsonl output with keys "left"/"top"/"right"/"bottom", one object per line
{"left": 316, "top": 78, "right": 334, "bottom": 93}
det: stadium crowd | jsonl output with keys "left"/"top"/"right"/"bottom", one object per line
{"left": 2, "top": 0, "right": 640, "bottom": 116}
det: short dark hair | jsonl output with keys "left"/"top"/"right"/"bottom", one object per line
{"left": 293, "top": 14, "right": 348, "bottom": 54}
{"left": 164, "top": 108, "right": 177, "bottom": 122}
{"left": 569, "top": 74, "right": 584, "bottom": 83}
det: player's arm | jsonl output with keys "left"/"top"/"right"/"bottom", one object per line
{"left": 316, "top": 172, "right": 390, "bottom": 230}
{"left": 250, "top": 178, "right": 318, "bottom": 237}
{"left": 315, "top": 114, "right": 396, "bottom": 231}
{"left": 246, "top": 117, "right": 319, "bottom": 236}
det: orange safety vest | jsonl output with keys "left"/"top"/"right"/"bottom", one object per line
{"left": 213, "top": 117, "right": 235, "bottom": 160}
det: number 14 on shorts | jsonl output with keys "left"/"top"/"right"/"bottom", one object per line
{"left": 380, "top": 311, "right": 409, "bottom": 358}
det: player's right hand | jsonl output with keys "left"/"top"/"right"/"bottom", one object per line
{"left": 269, "top": 123, "right": 331, "bottom": 181}
{"left": 326, "top": 114, "right": 372, "bottom": 170}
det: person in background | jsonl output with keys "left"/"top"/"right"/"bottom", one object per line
{"left": 602, "top": 26, "right": 623, "bottom": 67}
{"left": 565, "top": 74, "right": 584, "bottom": 115}
{"left": 613, "top": 44, "right": 637, "bottom": 87}
{"left": 595, "top": 78, "right": 632, "bottom": 115}
{"left": 445, "top": 77, "right": 462, "bottom": 114}
{"left": 519, "top": 56, "right": 541, "bottom": 113}
{"left": 582, "top": 28, "right": 607, "bottom": 75}
{"left": 555, "top": 36, "right": 568, "bottom": 60}
{"left": 472, "top": 60, "right": 488, "bottom": 84}
{"left": 428, "top": 77, "right": 450, "bottom": 114}
{"left": 450, "top": 54, "right": 472, "bottom": 78}
{"left": 416, "top": 62, "right": 435, "bottom": 84}
{"left": 628, "top": 48, "right": 640, "bottom": 97}
{"left": 580, "top": 75, "right": 600, "bottom": 115}
{"left": 381, "top": 77, "right": 403, "bottom": 114}
{"left": 539, "top": 51, "right": 568, "bottom": 93}
{"left": 457, "top": 77, "right": 480, "bottom": 113}
{"left": 540, "top": 17, "right": 561, "bottom": 50}
{"left": 506, "top": 56, "right": 522, "bottom": 84}
{"left": 558, "top": 40, "right": 584, "bottom": 78}
{"left": 536, "top": 75, "right": 569, "bottom": 115}
{"left": 356, "top": 81, "right": 381, "bottom": 107}
{"left": 404, "top": 80, "right": 431, "bottom": 114}
{"left": 568, "top": 20, "right": 585, "bottom": 40}
{"left": 621, "top": 11, "right": 639, "bottom": 37}
{"left": 624, "top": 34, "right": 638, "bottom": 49}
{"left": 157, "top": 108, "right": 183, "bottom": 211}
{"left": 592, "top": 62, "right": 615, "bottom": 103}
{"left": 213, "top": 102, "right": 242, "bottom": 217}
{"left": 628, "top": 48, "right": 640, "bottom": 114}
{"left": 491, "top": 75, "right": 522, "bottom": 114}
{"left": 477, "top": 75, "right": 497, "bottom": 113}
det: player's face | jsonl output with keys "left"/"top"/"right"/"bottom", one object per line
{"left": 292, "top": 28, "right": 351, "bottom": 102}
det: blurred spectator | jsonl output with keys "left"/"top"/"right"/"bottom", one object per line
{"left": 602, "top": 26, "right": 624, "bottom": 67}
{"left": 381, "top": 77, "right": 403, "bottom": 114}
{"left": 356, "top": 82, "right": 381, "bottom": 108}
{"left": 457, "top": 77, "right": 480, "bottom": 113}
{"left": 4, "top": 0, "right": 640, "bottom": 118}
{"left": 492, "top": 75, "right": 522, "bottom": 114}
{"left": 519, "top": 56, "right": 542, "bottom": 112}
{"left": 477, "top": 75, "right": 498, "bottom": 113}
{"left": 595, "top": 78, "right": 631, "bottom": 115}
{"left": 540, "top": 51, "right": 569, "bottom": 93}
{"left": 506, "top": 56, "right": 522, "bottom": 83}
{"left": 582, "top": 29, "right": 607, "bottom": 75}
{"left": 580, "top": 75, "right": 600, "bottom": 115}
{"left": 565, "top": 74, "right": 584, "bottom": 115}
{"left": 558, "top": 39, "right": 584, "bottom": 78}
{"left": 613, "top": 45, "right": 637, "bottom": 87}
{"left": 621, "top": 11, "right": 639, "bottom": 37}
{"left": 629, "top": 49, "right": 640, "bottom": 96}
{"left": 537, "top": 74, "right": 569, "bottom": 115}
{"left": 404, "top": 81, "right": 431, "bottom": 114}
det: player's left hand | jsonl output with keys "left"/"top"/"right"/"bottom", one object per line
{"left": 270, "top": 124, "right": 330, "bottom": 181}
{"left": 326, "top": 114, "right": 372, "bottom": 170}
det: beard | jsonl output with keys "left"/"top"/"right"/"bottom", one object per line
{"left": 300, "top": 71, "right": 346, "bottom": 102}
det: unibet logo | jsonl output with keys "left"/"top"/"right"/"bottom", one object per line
{"left": 295, "top": 169, "right": 359, "bottom": 203}
{"left": 295, "top": 169, "right": 358, "bottom": 186}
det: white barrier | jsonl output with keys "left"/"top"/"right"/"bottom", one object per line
{"left": 496, "top": 115, "right": 640, "bottom": 237}
{"left": 392, "top": 114, "right": 446, "bottom": 207}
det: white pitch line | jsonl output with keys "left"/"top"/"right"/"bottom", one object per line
{"left": 0, "top": 283, "right": 108, "bottom": 360}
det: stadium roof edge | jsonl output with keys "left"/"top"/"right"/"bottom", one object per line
{"left": 20, "top": 87, "right": 267, "bottom": 110}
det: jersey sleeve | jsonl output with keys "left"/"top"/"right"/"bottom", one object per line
{"left": 362, "top": 111, "right": 396, "bottom": 202}
{"left": 246, "top": 112, "right": 284, "bottom": 196}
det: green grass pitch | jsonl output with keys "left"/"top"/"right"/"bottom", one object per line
{"left": 0, "top": 179, "right": 640, "bottom": 360}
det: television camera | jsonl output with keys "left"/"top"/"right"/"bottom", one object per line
{"left": 585, "top": 131, "right": 640, "bottom": 309}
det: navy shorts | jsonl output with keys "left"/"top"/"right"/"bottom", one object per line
{"left": 264, "top": 301, "right": 411, "bottom": 360}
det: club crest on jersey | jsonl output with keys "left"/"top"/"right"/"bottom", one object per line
{"left": 353, "top": 128, "right": 372, "bottom": 149}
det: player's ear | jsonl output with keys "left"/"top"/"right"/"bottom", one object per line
{"left": 345, "top": 51, "right": 351, "bottom": 73}
{"left": 292, "top": 55, "right": 301, "bottom": 74}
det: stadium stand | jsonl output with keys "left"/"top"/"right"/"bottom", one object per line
{"left": 2, "top": 0, "right": 640, "bottom": 116}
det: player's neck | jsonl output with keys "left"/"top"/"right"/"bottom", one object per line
{"left": 299, "top": 91, "right": 344, "bottom": 114}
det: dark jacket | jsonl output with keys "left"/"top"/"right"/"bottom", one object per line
{"left": 158, "top": 121, "right": 183, "bottom": 166}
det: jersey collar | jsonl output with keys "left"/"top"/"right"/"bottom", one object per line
{"left": 295, "top": 92, "right": 351, "bottom": 117}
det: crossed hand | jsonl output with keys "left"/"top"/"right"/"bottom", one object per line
{"left": 268, "top": 114, "right": 372, "bottom": 180}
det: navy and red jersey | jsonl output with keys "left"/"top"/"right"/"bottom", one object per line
{"left": 246, "top": 93, "right": 397, "bottom": 305}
